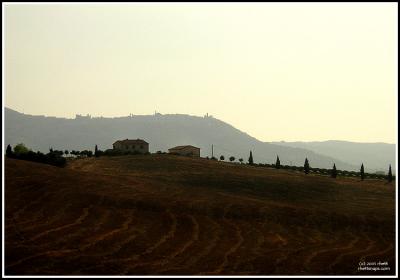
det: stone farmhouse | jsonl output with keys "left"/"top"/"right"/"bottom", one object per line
{"left": 168, "top": 145, "right": 200, "bottom": 157}
{"left": 113, "top": 139, "right": 149, "bottom": 154}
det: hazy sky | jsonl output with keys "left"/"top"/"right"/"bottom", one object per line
{"left": 4, "top": 3, "right": 398, "bottom": 143}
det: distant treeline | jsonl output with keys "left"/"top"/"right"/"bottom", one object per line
{"left": 6, "top": 144, "right": 67, "bottom": 167}
{"left": 5, "top": 144, "right": 395, "bottom": 182}
{"left": 4, "top": 143, "right": 151, "bottom": 167}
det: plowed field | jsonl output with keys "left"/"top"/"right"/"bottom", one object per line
{"left": 5, "top": 155, "right": 396, "bottom": 275}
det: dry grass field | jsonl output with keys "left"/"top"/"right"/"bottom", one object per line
{"left": 5, "top": 155, "right": 396, "bottom": 276}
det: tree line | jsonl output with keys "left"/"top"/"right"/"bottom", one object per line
{"left": 4, "top": 143, "right": 151, "bottom": 167}
{"left": 5, "top": 143, "right": 395, "bottom": 183}
{"left": 5, "top": 143, "right": 106, "bottom": 167}
{"left": 6, "top": 144, "right": 67, "bottom": 167}
{"left": 216, "top": 150, "right": 394, "bottom": 182}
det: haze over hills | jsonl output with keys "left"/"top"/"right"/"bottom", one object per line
{"left": 4, "top": 107, "right": 394, "bottom": 172}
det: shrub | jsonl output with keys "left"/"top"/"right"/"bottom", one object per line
{"left": 103, "top": 149, "right": 121, "bottom": 156}
{"left": 14, "top": 143, "right": 29, "bottom": 155}
{"left": 46, "top": 151, "right": 67, "bottom": 167}
{"left": 80, "top": 150, "right": 93, "bottom": 157}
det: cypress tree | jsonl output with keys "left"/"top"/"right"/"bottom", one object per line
{"left": 304, "top": 158, "right": 310, "bottom": 174}
{"left": 6, "top": 144, "right": 13, "bottom": 157}
{"left": 275, "top": 155, "right": 280, "bottom": 169}
{"left": 248, "top": 151, "right": 254, "bottom": 165}
{"left": 95, "top": 145, "right": 99, "bottom": 157}
{"left": 388, "top": 165, "right": 393, "bottom": 183}
{"left": 331, "top": 163, "right": 337, "bottom": 178}
{"left": 360, "top": 163, "right": 365, "bottom": 181}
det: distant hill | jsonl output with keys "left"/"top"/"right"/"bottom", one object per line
{"left": 271, "top": 140, "right": 396, "bottom": 173}
{"left": 3, "top": 107, "right": 381, "bottom": 171}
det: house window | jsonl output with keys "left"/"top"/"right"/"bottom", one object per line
{"left": 140, "top": 145, "right": 143, "bottom": 149}
{"left": 133, "top": 145, "right": 135, "bottom": 149}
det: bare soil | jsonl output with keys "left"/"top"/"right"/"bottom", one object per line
{"left": 5, "top": 155, "right": 396, "bottom": 276}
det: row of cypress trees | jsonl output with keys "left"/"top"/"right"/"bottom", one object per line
{"left": 248, "top": 150, "right": 393, "bottom": 182}
{"left": 326, "top": 162, "right": 392, "bottom": 182}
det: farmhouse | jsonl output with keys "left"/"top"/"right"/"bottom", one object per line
{"left": 168, "top": 145, "right": 200, "bottom": 157}
{"left": 113, "top": 139, "right": 149, "bottom": 154}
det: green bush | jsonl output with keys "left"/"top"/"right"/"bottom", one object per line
{"left": 14, "top": 143, "right": 29, "bottom": 155}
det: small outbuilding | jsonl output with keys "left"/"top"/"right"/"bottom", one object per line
{"left": 168, "top": 145, "right": 200, "bottom": 157}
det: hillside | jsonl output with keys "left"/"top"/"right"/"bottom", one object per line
{"left": 5, "top": 155, "right": 395, "bottom": 276}
{"left": 5, "top": 107, "right": 358, "bottom": 170}
{"left": 272, "top": 140, "right": 396, "bottom": 173}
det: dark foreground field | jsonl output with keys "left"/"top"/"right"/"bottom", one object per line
{"left": 5, "top": 155, "right": 396, "bottom": 276}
